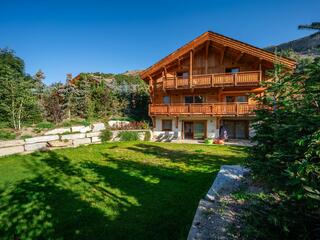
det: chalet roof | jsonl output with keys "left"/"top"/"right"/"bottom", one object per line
{"left": 140, "top": 31, "right": 297, "bottom": 79}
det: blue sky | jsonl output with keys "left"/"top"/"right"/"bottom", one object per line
{"left": 1, "top": 0, "right": 319, "bottom": 84}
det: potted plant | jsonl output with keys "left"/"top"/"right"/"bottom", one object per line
{"left": 204, "top": 138, "right": 213, "bottom": 144}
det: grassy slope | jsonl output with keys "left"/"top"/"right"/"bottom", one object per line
{"left": 0, "top": 142, "right": 247, "bottom": 240}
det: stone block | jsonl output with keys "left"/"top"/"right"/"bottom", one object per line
{"left": 71, "top": 126, "right": 91, "bottom": 133}
{"left": 86, "top": 132, "right": 101, "bottom": 138}
{"left": 47, "top": 140, "right": 72, "bottom": 147}
{"left": 205, "top": 165, "right": 249, "bottom": 201}
{"left": 92, "top": 123, "right": 105, "bottom": 132}
{"left": 0, "top": 146, "right": 25, "bottom": 157}
{"left": 44, "top": 128, "right": 71, "bottom": 135}
{"left": 0, "top": 140, "right": 25, "bottom": 148}
{"left": 61, "top": 133, "right": 86, "bottom": 140}
{"left": 73, "top": 138, "right": 91, "bottom": 146}
{"left": 24, "top": 142, "right": 47, "bottom": 152}
{"left": 25, "top": 135, "right": 59, "bottom": 144}
{"left": 91, "top": 136, "right": 101, "bottom": 143}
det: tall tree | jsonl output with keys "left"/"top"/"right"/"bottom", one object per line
{"left": 0, "top": 49, "right": 40, "bottom": 129}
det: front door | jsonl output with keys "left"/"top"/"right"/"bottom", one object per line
{"left": 194, "top": 122, "right": 205, "bottom": 139}
{"left": 184, "top": 122, "right": 193, "bottom": 139}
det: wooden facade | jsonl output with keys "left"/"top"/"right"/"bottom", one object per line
{"left": 140, "top": 31, "right": 296, "bottom": 139}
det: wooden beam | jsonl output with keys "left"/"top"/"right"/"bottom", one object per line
{"left": 163, "top": 67, "right": 168, "bottom": 81}
{"left": 259, "top": 59, "right": 262, "bottom": 81}
{"left": 205, "top": 41, "right": 209, "bottom": 74}
{"left": 189, "top": 50, "right": 193, "bottom": 88}
{"left": 219, "top": 46, "right": 226, "bottom": 64}
{"left": 235, "top": 52, "right": 244, "bottom": 63}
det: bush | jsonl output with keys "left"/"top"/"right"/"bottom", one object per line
{"left": 0, "top": 130, "right": 16, "bottom": 140}
{"left": 118, "top": 131, "right": 139, "bottom": 141}
{"left": 100, "top": 129, "right": 113, "bottom": 142}
{"left": 144, "top": 131, "right": 151, "bottom": 141}
{"left": 36, "top": 121, "right": 54, "bottom": 129}
{"left": 110, "top": 121, "right": 149, "bottom": 130}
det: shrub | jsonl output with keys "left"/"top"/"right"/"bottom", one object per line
{"left": 0, "top": 130, "right": 16, "bottom": 140}
{"left": 118, "top": 131, "right": 139, "bottom": 141}
{"left": 36, "top": 121, "right": 54, "bottom": 129}
{"left": 110, "top": 121, "right": 149, "bottom": 130}
{"left": 100, "top": 129, "right": 113, "bottom": 142}
{"left": 20, "top": 134, "right": 33, "bottom": 140}
{"left": 144, "top": 131, "right": 151, "bottom": 141}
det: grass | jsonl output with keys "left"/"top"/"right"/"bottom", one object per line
{"left": 0, "top": 142, "right": 248, "bottom": 240}
{"left": 0, "top": 130, "right": 16, "bottom": 140}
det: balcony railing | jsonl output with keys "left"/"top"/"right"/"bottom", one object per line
{"left": 158, "top": 71, "right": 261, "bottom": 90}
{"left": 149, "top": 103, "right": 258, "bottom": 116}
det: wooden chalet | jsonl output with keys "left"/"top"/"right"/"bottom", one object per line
{"left": 140, "top": 31, "right": 296, "bottom": 140}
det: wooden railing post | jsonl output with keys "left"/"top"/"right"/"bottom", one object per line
{"left": 236, "top": 103, "right": 239, "bottom": 116}
{"left": 211, "top": 74, "right": 214, "bottom": 87}
{"left": 234, "top": 73, "right": 237, "bottom": 86}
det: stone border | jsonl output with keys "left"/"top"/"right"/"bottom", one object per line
{"left": 187, "top": 165, "right": 249, "bottom": 240}
{"left": 0, "top": 123, "right": 152, "bottom": 157}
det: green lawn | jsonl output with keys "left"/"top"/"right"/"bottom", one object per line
{"left": 0, "top": 142, "right": 248, "bottom": 240}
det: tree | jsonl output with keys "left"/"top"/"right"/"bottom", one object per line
{"left": 243, "top": 58, "right": 320, "bottom": 239}
{"left": 0, "top": 49, "right": 40, "bottom": 130}
{"left": 298, "top": 22, "right": 320, "bottom": 31}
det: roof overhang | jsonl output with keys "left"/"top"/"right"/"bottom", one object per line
{"left": 140, "top": 31, "right": 297, "bottom": 80}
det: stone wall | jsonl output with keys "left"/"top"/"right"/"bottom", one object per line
{"left": 0, "top": 123, "right": 152, "bottom": 157}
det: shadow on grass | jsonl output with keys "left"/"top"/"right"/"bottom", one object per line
{"left": 0, "top": 143, "right": 246, "bottom": 240}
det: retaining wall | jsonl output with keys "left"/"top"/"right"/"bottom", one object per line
{"left": 0, "top": 123, "right": 152, "bottom": 157}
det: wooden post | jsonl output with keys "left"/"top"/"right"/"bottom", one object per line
{"left": 259, "top": 60, "right": 262, "bottom": 82}
{"left": 162, "top": 71, "right": 165, "bottom": 91}
{"left": 174, "top": 72, "right": 177, "bottom": 89}
{"left": 189, "top": 50, "right": 193, "bottom": 88}
{"left": 205, "top": 41, "right": 209, "bottom": 74}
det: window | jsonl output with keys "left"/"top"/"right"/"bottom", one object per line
{"left": 236, "top": 96, "right": 248, "bottom": 102}
{"left": 226, "top": 96, "right": 235, "bottom": 102}
{"left": 177, "top": 72, "right": 189, "bottom": 79}
{"left": 163, "top": 96, "right": 170, "bottom": 104}
{"left": 226, "top": 67, "right": 240, "bottom": 73}
{"left": 195, "top": 96, "right": 204, "bottom": 103}
{"left": 184, "top": 95, "right": 205, "bottom": 104}
{"left": 162, "top": 120, "right": 172, "bottom": 131}
{"left": 184, "top": 96, "right": 194, "bottom": 104}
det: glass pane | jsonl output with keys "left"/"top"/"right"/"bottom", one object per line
{"left": 236, "top": 122, "right": 246, "bottom": 139}
{"left": 182, "top": 72, "right": 189, "bottom": 79}
{"left": 236, "top": 96, "right": 248, "bottom": 102}
{"left": 163, "top": 96, "right": 170, "bottom": 104}
{"left": 162, "top": 120, "right": 172, "bottom": 131}
{"left": 194, "top": 122, "right": 205, "bottom": 139}
{"left": 195, "top": 96, "right": 204, "bottom": 103}
{"left": 184, "top": 96, "right": 194, "bottom": 104}
{"left": 223, "top": 121, "right": 235, "bottom": 139}
{"left": 226, "top": 67, "right": 240, "bottom": 73}
{"left": 226, "top": 96, "right": 234, "bottom": 103}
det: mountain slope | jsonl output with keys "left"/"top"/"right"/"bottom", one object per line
{"left": 265, "top": 32, "right": 320, "bottom": 56}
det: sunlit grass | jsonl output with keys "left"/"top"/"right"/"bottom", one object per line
{"left": 0, "top": 141, "right": 247, "bottom": 240}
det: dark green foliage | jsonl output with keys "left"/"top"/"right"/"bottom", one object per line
{"left": 0, "top": 130, "right": 16, "bottom": 140}
{"left": 244, "top": 58, "right": 320, "bottom": 239}
{"left": 100, "top": 129, "right": 113, "bottom": 142}
{"left": 118, "top": 131, "right": 139, "bottom": 141}
{"left": 144, "top": 131, "right": 151, "bottom": 141}
{"left": 0, "top": 49, "right": 42, "bottom": 129}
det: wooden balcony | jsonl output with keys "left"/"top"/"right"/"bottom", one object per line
{"left": 158, "top": 71, "right": 261, "bottom": 90}
{"left": 149, "top": 103, "right": 258, "bottom": 116}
